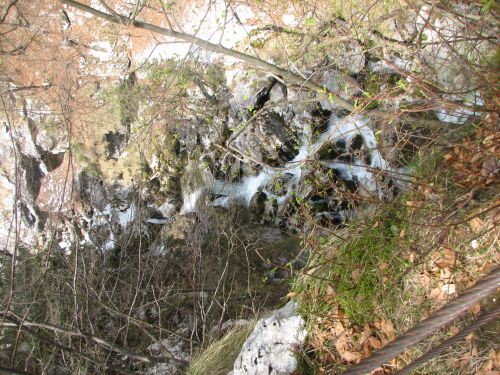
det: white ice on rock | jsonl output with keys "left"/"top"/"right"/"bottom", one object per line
{"left": 118, "top": 203, "right": 136, "bottom": 228}
{"left": 319, "top": 115, "right": 407, "bottom": 197}
{"left": 180, "top": 188, "right": 206, "bottom": 214}
{"left": 180, "top": 114, "right": 408, "bottom": 213}
{"left": 230, "top": 301, "right": 306, "bottom": 375}
{"left": 433, "top": 92, "right": 484, "bottom": 125}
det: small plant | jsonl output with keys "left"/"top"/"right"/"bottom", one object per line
{"left": 304, "top": 17, "right": 315, "bottom": 28}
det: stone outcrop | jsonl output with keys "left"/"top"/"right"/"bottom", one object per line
{"left": 230, "top": 302, "right": 306, "bottom": 375}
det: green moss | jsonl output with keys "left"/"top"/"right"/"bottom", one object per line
{"left": 293, "top": 203, "right": 409, "bottom": 325}
{"left": 204, "top": 63, "right": 226, "bottom": 88}
{"left": 102, "top": 74, "right": 143, "bottom": 127}
{"left": 331, "top": 214, "right": 406, "bottom": 323}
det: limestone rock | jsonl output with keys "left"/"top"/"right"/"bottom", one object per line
{"left": 319, "top": 70, "right": 362, "bottom": 111}
{"left": 329, "top": 40, "right": 366, "bottom": 74}
{"left": 230, "top": 301, "right": 306, "bottom": 375}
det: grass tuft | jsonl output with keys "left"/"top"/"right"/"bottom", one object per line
{"left": 187, "top": 322, "right": 256, "bottom": 375}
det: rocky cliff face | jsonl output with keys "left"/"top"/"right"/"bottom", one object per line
{"left": 1, "top": 0, "right": 490, "bottom": 373}
{"left": 0, "top": 60, "right": 405, "bottom": 375}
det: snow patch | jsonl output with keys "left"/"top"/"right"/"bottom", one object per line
{"left": 89, "top": 41, "right": 114, "bottom": 61}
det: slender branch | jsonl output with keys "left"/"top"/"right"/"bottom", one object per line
{"left": 0, "top": 366, "right": 34, "bottom": 375}
{"left": 0, "top": 311, "right": 188, "bottom": 366}
{"left": 58, "top": 0, "right": 452, "bottom": 129}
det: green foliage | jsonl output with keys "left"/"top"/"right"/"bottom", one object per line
{"left": 102, "top": 75, "right": 143, "bottom": 126}
{"left": 204, "top": 63, "right": 226, "bottom": 88}
{"left": 291, "top": 148, "right": 449, "bottom": 326}
{"left": 481, "top": 0, "right": 496, "bottom": 13}
{"left": 331, "top": 215, "right": 406, "bottom": 323}
{"left": 71, "top": 142, "right": 101, "bottom": 176}
{"left": 250, "top": 38, "right": 266, "bottom": 48}
{"left": 304, "top": 17, "right": 315, "bottom": 28}
{"left": 146, "top": 59, "right": 192, "bottom": 92}
{"left": 162, "top": 0, "right": 176, "bottom": 10}
{"left": 293, "top": 202, "right": 409, "bottom": 324}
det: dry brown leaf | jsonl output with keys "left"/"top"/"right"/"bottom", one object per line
{"left": 439, "top": 268, "right": 452, "bottom": 280}
{"left": 352, "top": 268, "right": 362, "bottom": 282}
{"left": 490, "top": 349, "right": 500, "bottom": 368}
{"left": 449, "top": 325, "right": 460, "bottom": 335}
{"left": 362, "top": 323, "right": 372, "bottom": 338}
{"left": 335, "top": 334, "right": 348, "bottom": 353}
{"left": 480, "top": 370, "right": 499, "bottom": 375}
{"left": 334, "top": 321, "right": 345, "bottom": 334}
{"left": 469, "top": 302, "right": 481, "bottom": 315}
{"left": 361, "top": 339, "right": 372, "bottom": 357}
{"left": 340, "top": 350, "right": 362, "bottom": 363}
{"left": 444, "top": 152, "right": 454, "bottom": 161}
{"left": 429, "top": 287, "right": 446, "bottom": 300}
{"left": 470, "top": 153, "right": 482, "bottom": 164}
{"left": 469, "top": 217, "right": 485, "bottom": 234}
{"left": 379, "top": 262, "right": 388, "bottom": 272}
{"left": 483, "top": 359, "right": 494, "bottom": 372}
{"left": 368, "top": 336, "right": 383, "bottom": 349}
{"left": 406, "top": 200, "right": 418, "bottom": 207}
{"left": 380, "top": 319, "right": 396, "bottom": 340}
{"left": 414, "top": 295, "right": 425, "bottom": 306}
{"left": 326, "top": 284, "right": 336, "bottom": 296}
{"left": 419, "top": 273, "right": 431, "bottom": 287}
{"left": 435, "top": 248, "right": 456, "bottom": 268}
{"left": 399, "top": 229, "right": 406, "bottom": 238}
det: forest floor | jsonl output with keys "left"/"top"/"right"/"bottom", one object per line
{"left": 293, "top": 121, "right": 499, "bottom": 374}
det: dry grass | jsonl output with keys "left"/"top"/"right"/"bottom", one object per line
{"left": 187, "top": 321, "right": 257, "bottom": 375}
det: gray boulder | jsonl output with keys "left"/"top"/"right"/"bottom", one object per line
{"left": 230, "top": 301, "right": 306, "bottom": 375}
